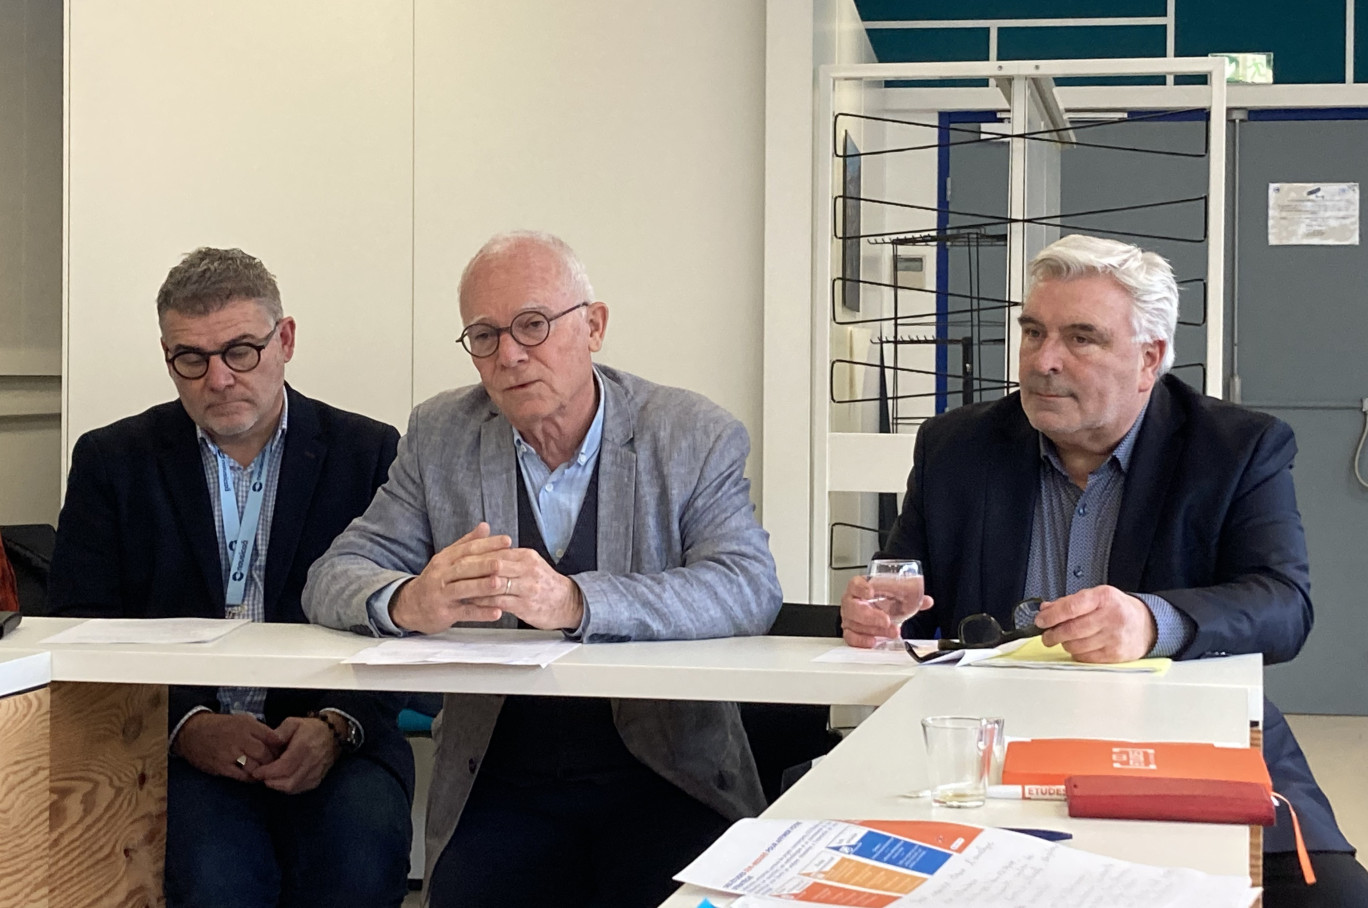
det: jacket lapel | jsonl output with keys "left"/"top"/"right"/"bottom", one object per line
{"left": 1108, "top": 377, "right": 1184, "bottom": 591}
{"left": 264, "top": 386, "right": 323, "bottom": 614}
{"left": 981, "top": 397, "right": 1040, "bottom": 621}
{"left": 479, "top": 408, "right": 519, "bottom": 545}
{"left": 156, "top": 404, "right": 226, "bottom": 615}
{"left": 595, "top": 372, "right": 635, "bottom": 575}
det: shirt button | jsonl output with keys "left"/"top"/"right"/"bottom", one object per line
{"left": 1076, "top": 503, "right": 1087, "bottom": 517}
{"left": 555, "top": 548, "right": 565, "bottom": 559}
{"left": 1071, "top": 566, "right": 1083, "bottom": 578}
{"left": 546, "top": 482, "right": 555, "bottom": 491}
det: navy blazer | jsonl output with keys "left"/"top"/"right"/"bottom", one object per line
{"left": 49, "top": 385, "right": 413, "bottom": 796}
{"left": 883, "top": 374, "right": 1350, "bottom": 853}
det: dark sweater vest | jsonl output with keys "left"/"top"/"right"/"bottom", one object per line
{"left": 478, "top": 459, "right": 639, "bottom": 781}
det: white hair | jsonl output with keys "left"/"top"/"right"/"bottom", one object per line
{"left": 1026, "top": 234, "right": 1178, "bottom": 375}
{"left": 458, "top": 230, "right": 594, "bottom": 305}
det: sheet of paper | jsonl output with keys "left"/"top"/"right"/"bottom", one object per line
{"left": 1268, "top": 182, "right": 1359, "bottom": 245}
{"left": 41, "top": 617, "right": 251, "bottom": 645}
{"left": 967, "top": 637, "right": 1170, "bottom": 674}
{"left": 343, "top": 636, "right": 580, "bottom": 667}
{"left": 678, "top": 818, "right": 1257, "bottom": 908}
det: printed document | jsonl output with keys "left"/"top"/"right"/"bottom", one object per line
{"left": 676, "top": 818, "right": 1257, "bottom": 908}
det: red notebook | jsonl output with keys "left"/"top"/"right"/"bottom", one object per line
{"left": 1002, "top": 738, "right": 1272, "bottom": 789}
{"left": 1065, "top": 775, "right": 1276, "bottom": 825}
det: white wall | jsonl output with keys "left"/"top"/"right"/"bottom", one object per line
{"left": 411, "top": 0, "right": 767, "bottom": 488}
{"left": 763, "top": 0, "right": 875, "bottom": 600}
{"left": 65, "top": 0, "right": 416, "bottom": 453}
{"left": 0, "top": 0, "right": 61, "bottom": 526}
{"left": 65, "top": 1, "right": 770, "bottom": 510}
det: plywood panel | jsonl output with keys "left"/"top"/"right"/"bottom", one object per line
{"left": 66, "top": 1, "right": 415, "bottom": 464}
{"left": 0, "top": 685, "right": 50, "bottom": 908}
{"left": 48, "top": 682, "right": 167, "bottom": 908}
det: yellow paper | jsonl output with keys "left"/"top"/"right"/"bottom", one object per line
{"left": 974, "top": 636, "right": 1171, "bottom": 674}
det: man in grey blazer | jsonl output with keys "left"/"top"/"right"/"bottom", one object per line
{"left": 303, "top": 230, "right": 781, "bottom": 907}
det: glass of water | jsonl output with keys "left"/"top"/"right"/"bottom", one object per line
{"left": 865, "top": 558, "right": 924, "bottom": 641}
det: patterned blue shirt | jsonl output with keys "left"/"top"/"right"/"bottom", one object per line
{"left": 197, "top": 396, "right": 289, "bottom": 718}
{"left": 1022, "top": 405, "right": 1196, "bottom": 657}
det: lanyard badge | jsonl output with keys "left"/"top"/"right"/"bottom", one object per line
{"left": 217, "top": 446, "right": 272, "bottom": 608}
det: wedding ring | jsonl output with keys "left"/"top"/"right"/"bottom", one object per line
{"left": 504, "top": 577, "right": 513, "bottom": 596}
{"left": 234, "top": 754, "right": 248, "bottom": 769}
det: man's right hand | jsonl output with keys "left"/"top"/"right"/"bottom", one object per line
{"left": 173, "top": 712, "right": 284, "bottom": 781}
{"left": 840, "top": 575, "right": 934, "bottom": 649}
{"left": 389, "top": 522, "right": 512, "bottom": 634}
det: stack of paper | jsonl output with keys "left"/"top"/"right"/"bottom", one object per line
{"left": 343, "top": 636, "right": 579, "bottom": 668}
{"left": 41, "top": 617, "right": 251, "bottom": 645}
{"left": 968, "top": 637, "right": 1170, "bottom": 674}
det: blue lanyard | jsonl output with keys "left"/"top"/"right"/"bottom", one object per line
{"left": 216, "top": 446, "right": 271, "bottom": 607}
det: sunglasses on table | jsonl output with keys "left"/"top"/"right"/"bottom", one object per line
{"left": 905, "top": 598, "right": 1045, "bottom": 663}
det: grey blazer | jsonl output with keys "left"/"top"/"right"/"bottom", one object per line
{"left": 302, "top": 365, "right": 781, "bottom": 881}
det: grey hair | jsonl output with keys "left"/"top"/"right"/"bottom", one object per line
{"left": 458, "top": 230, "right": 594, "bottom": 305}
{"left": 1026, "top": 234, "right": 1178, "bottom": 375}
{"left": 156, "top": 247, "right": 283, "bottom": 323}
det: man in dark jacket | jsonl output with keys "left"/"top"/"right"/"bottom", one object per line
{"left": 50, "top": 247, "right": 413, "bottom": 908}
{"left": 842, "top": 234, "right": 1367, "bottom": 907}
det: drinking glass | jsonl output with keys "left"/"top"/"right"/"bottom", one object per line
{"left": 921, "top": 716, "right": 994, "bottom": 807}
{"left": 865, "top": 558, "right": 924, "bottom": 641}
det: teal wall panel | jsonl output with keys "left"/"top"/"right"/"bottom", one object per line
{"left": 997, "top": 24, "right": 1166, "bottom": 59}
{"left": 1174, "top": 0, "right": 1345, "bottom": 84}
{"left": 1357, "top": 1, "right": 1367, "bottom": 81}
{"left": 866, "top": 27, "right": 990, "bottom": 62}
{"left": 854, "top": 1, "right": 1166, "bottom": 19}
{"left": 859, "top": 0, "right": 1355, "bottom": 87}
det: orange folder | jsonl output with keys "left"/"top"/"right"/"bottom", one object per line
{"left": 1001, "top": 738, "right": 1272, "bottom": 790}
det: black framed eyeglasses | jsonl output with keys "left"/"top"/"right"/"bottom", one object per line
{"left": 906, "top": 598, "right": 1045, "bottom": 663}
{"left": 456, "top": 302, "right": 589, "bottom": 358}
{"left": 165, "top": 321, "right": 282, "bottom": 380}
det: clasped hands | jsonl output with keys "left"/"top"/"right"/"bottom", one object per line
{"left": 174, "top": 711, "right": 343, "bottom": 794}
{"left": 389, "top": 522, "right": 584, "bottom": 635}
{"left": 841, "top": 579, "right": 1157, "bottom": 663}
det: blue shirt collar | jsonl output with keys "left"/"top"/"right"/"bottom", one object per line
{"left": 196, "top": 391, "right": 290, "bottom": 462}
{"left": 511, "top": 367, "right": 605, "bottom": 469}
{"left": 1038, "top": 398, "right": 1149, "bottom": 479}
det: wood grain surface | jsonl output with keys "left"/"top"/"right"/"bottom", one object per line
{"left": 48, "top": 682, "right": 167, "bottom": 908}
{"left": 0, "top": 685, "right": 50, "bottom": 907}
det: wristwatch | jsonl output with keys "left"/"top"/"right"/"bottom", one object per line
{"left": 311, "top": 710, "right": 362, "bottom": 753}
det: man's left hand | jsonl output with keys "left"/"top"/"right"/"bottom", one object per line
{"left": 251, "top": 716, "right": 340, "bottom": 794}
{"left": 1034, "top": 585, "right": 1157, "bottom": 663}
{"left": 467, "top": 548, "right": 584, "bottom": 631}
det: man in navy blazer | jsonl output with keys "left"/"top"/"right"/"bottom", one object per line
{"left": 842, "top": 234, "right": 1367, "bottom": 907}
{"left": 49, "top": 248, "right": 414, "bottom": 908}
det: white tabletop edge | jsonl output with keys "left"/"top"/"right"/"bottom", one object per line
{"left": 0, "top": 649, "right": 51, "bottom": 697}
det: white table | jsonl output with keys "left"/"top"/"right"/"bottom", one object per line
{"left": 0, "top": 617, "right": 1264, "bottom": 907}
{"left": 2, "top": 616, "right": 1261, "bottom": 705}
{"left": 660, "top": 669, "right": 1261, "bottom": 907}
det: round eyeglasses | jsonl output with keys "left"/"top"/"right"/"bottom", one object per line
{"left": 456, "top": 302, "right": 589, "bottom": 358}
{"left": 165, "top": 322, "right": 281, "bottom": 380}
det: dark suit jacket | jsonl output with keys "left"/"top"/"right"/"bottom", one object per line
{"left": 48, "top": 385, "right": 412, "bottom": 796}
{"left": 883, "top": 374, "right": 1350, "bottom": 853}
